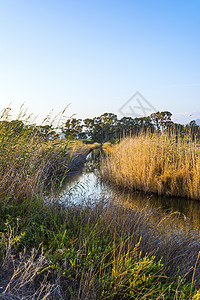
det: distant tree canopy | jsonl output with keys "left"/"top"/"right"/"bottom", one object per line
{"left": 150, "top": 111, "right": 173, "bottom": 131}
{"left": 60, "top": 111, "right": 200, "bottom": 143}
{"left": 1, "top": 111, "right": 199, "bottom": 143}
{"left": 0, "top": 120, "right": 57, "bottom": 140}
{"left": 0, "top": 120, "right": 24, "bottom": 133}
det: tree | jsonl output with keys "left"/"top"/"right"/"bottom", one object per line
{"left": 188, "top": 120, "right": 199, "bottom": 140}
{"left": 83, "top": 113, "right": 118, "bottom": 143}
{"left": 189, "top": 120, "right": 197, "bottom": 127}
{"left": 62, "top": 118, "right": 82, "bottom": 138}
{"left": 150, "top": 111, "right": 173, "bottom": 131}
{"left": 0, "top": 120, "right": 24, "bottom": 134}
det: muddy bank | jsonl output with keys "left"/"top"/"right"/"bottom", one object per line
{"left": 68, "top": 148, "right": 94, "bottom": 172}
{"left": 68, "top": 144, "right": 102, "bottom": 173}
{"left": 44, "top": 146, "right": 100, "bottom": 180}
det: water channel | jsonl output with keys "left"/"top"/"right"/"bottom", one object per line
{"left": 56, "top": 150, "right": 200, "bottom": 231}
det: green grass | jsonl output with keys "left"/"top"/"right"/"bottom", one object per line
{"left": 1, "top": 197, "right": 200, "bottom": 299}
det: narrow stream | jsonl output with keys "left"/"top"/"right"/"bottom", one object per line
{"left": 57, "top": 151, "right": 200, "bottom": 230}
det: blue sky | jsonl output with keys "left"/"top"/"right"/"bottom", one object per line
{"left": 0, "top": 0, "right": 199, "bottom": 124}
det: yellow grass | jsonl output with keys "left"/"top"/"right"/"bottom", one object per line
{"left": 101, "top": 134, "right": 200, "bottom": 200}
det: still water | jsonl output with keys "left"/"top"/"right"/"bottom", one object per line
{"left": 57, "top": 151, "right": 200, "bottom": 229}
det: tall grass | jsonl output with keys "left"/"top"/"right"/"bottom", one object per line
{"left": 0, "top": 113, "right": 200, "bottom": 298}
{"left": 0, "top": 116, "right": 90, "bottom": 201}
{"left": 101, "top": 134, "right": 200, "bottom": 199}
{"left": 1, "top": 197, "right": 200, "bottom": 299}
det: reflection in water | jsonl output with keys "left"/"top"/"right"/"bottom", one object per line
{"left": 56, "top": 151, "right": 200, "bottom": 229}
{"left": 111, "top": 189, "right": 200, "bottom": 229}
{"left": 58, "top": 171, "right": 108, "bottom": 205}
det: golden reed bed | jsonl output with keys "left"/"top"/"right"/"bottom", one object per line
{"left": 101, "top": 134, "right": 200, "bottom": 200}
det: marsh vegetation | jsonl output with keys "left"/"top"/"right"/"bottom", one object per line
{"left": 101, "top": 134, "right": 200, "bottom": 200}
{"left": 0, "top": 109, "right": 200, "bottom": 299}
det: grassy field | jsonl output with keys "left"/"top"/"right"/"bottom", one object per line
{"left": 101, "top": 134, "right": 200, "bottom": 200}
{"left": 0, "top": 120, "right": 200, "bottom": 299}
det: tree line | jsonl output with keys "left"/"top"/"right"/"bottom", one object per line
{"left": 61, "top": 111, "right": 200, "bottom": 143}
{"left": 0, "top": 111, "right": 199, "bottom": 143}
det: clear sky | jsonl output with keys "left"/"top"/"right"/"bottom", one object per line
{"left": 0, "top": 0, "right": 199, "bottom": 124}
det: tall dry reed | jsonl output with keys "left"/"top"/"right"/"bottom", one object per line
{"left": 0, "top": 116, "right": 90, "bottom": 201}
{"left": 101, "top": 134, "right": 200, "bottom": 199}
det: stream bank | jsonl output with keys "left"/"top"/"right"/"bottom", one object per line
{"left": 61, "top": 150, "right": 200, "bottom": 229}
{"left": 1, "top": 149, "right": 200, "bottom": 299}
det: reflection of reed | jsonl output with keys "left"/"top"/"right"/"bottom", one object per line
{"left": 110, "top": 189, "right": 200, "bottom": 229}
{"left": 61, "top": 161, "right": 200, "bottom": 230}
